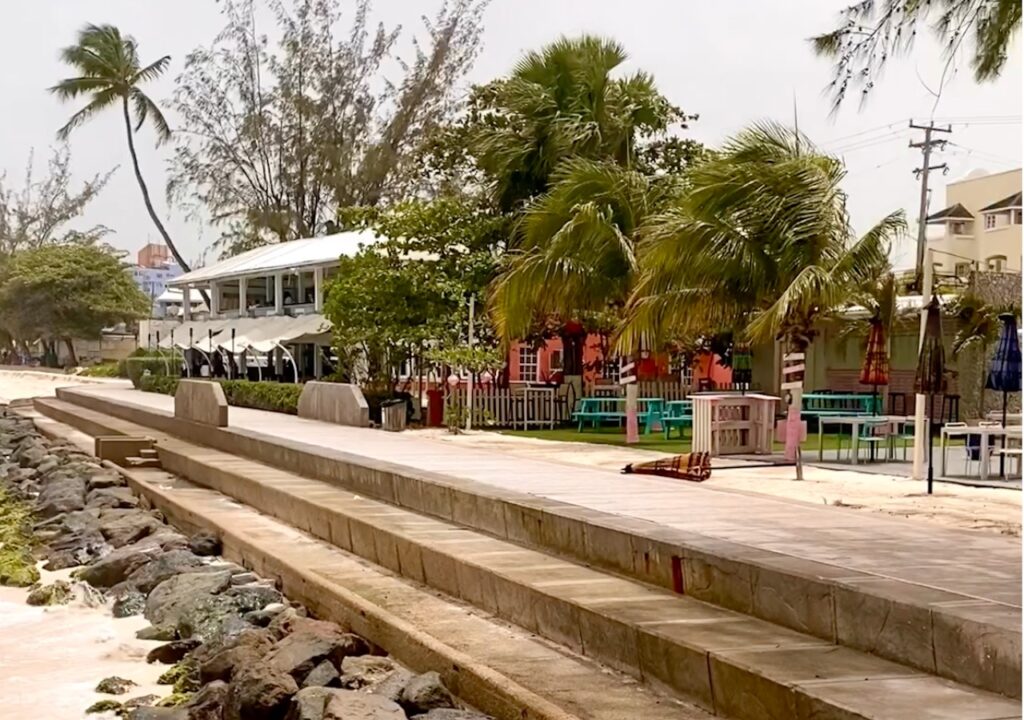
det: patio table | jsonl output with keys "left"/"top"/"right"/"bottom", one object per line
{"left": 573, "top": 397, "right": 665, "bottom": 433}
{"left": 817, "top": 415, "right": 903, "bottom": 464}
{"left": 940, "top": 424, "right": 1023, "bottom": 481}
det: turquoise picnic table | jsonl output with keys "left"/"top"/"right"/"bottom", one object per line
{"left": 802, "top": 392, "right": 879, "bottom": 419}
{"left": 573, "top": 397, "right": 665, "bottom": 433}
{"left": 663, "top": 399, "right": 693, "bottom": 440}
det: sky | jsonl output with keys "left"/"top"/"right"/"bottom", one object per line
{"left": 1, "top": 0, "right": 1020, "bottom": 270}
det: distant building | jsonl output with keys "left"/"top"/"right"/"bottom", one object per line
{"left": 132, "top": 243, "right": 183, "bottom": 314}
{"left": 927, "top": 168, "right": 1022, "bottom": 275}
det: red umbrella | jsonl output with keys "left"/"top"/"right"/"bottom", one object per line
{"left": 859, "top": 317, "right": 889, "bottom": 415}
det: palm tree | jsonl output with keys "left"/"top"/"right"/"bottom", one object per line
{"left": 472, "top": 34, "right": 677, "bottom": 213}
{"left": 50, "top": 24, "right": 192, "bottom": 276}
{"left": 490, "top": 158, "right": 674, "bottom": 345}
{"left": 951, "top": 294, "right": 1021, "bottom": 416}
{"left": 621, "top": 121, "right": 907, "bottom": 358}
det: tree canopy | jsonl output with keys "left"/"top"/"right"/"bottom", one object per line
{"left": 812, "top": 0, "right": 1021, "bottom": 112}
{"left": 169, "top": 0, "right": 488, "bottom": 256}
{"left": 0, "top": 244, "right": 150, "bottom": 363}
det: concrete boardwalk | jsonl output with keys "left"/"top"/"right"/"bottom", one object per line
{"left": 70, "top": 385, "right": 1021, "bottom": 610}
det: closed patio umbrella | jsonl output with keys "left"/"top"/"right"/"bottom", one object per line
{"left": 914, "top": 297, "right": 946, "bottom": 494}
{"left": 986, "top": 313, "right": 1021, "bottom": 476}
{"left": 859, "top": 317, "right": 889, "bottom": 416}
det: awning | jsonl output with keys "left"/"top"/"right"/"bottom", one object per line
{"left": 215, "top": 314, "right": 332, "bottom": 353}
{"left": 157, "top": 320, "right": 229, "bottom": 349}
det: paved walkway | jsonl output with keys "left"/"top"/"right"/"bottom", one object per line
{"left": 73, "top": 386, "right": 1022, "bottom": 608}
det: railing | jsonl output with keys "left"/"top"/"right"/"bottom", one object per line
{"left": 444, "top": 384, "right": 574, "bottom": 429}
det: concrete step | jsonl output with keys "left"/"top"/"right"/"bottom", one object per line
{"left": 33, "top": 397, "right": 1022, "bottom": 720}
{"left": 138, "top": 448, "right": 159, "bottom": 459}
{"left": 42, "top": 389, "right": 1022, "bottom": 701}
{"left": 124, "top": 456, "right": 162, "bottom": 468}
{"left": 29, "top": 411, "right": 702, "bottom": 720}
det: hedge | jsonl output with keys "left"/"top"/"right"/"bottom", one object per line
{"left": 138, "top": 376, "right": 302, "bottom": 415}
{"left": 124, "top": 350, "right": 179, "bottom": 387}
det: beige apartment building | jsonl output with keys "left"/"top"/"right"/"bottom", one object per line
{"left": 926, "top": 168, "right": 1022, "bottom": 275}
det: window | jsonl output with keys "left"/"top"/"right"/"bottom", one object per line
{"left": 548, "top": 349, "right": 563, "bottom": 372}
{"left": 601, "top": 355, "right": 621, "bottom": 383}
{"left": 951, "top": 221, "right": 969, "bottom": 235}
{"left": 985, "top": 213, "right": 997, "bottom": 230}
{"left": 518, "top": 346, "right": 539, "bottom": 382}
{"left": 1013, "top": 210, "right": 1022, "bottom": 225}
{"left": 987, "top": 255, "right": 1007, "bottom": 272}
{"left": 954, "top": 262, "right": 972, "bottom": 277}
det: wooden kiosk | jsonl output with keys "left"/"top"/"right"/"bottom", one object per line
{"left": 691, "top": 393, "right": 780, "bottom": 456}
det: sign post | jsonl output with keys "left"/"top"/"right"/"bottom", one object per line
{"left": 781, "top": 351, "right": 806, "bottom": 480}
{"left": 620, "top": 358, "right": 639, "bottom": 444}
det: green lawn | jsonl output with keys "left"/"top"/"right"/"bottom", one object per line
{"left": 499, "top": 425, "right": 853, "bottom": 452}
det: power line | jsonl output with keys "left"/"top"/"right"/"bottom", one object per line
{"left": 820, "top": 121, "right": 904, "bottom": 148}
{"left": 945, "top": 142, "right": 1020, "bottom": 167}
{"left": 831, "top": 130, "right": 912, "bottom": 155}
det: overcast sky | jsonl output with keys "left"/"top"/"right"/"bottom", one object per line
{"left": 2, "top": 0, "right": 1020, "bottom": 270}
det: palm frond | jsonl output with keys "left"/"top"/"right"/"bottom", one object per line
{"left": 132, "top": 89, "right": 172, "bottom": 143}
{"left": 56, "top": 87, "right": 120, "bottom": 140}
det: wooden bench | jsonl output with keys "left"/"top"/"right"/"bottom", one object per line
{"left": 663, "top": 400, "right": 693, "bottom": 440}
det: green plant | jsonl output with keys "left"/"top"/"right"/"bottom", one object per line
{"left": 125, "top": 355, "right": 175, "bottom": 388}
{"left": 219, "top": 380, "right": 302, "bottom": 415}
{"left": 79, "top": 361, "right": 120, "bottom": 378}
{"left": 139, "top": 374, "right": 179, "bottom": 395}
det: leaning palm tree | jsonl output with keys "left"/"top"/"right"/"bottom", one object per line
{"left": 490, "top": 158, "right": 675, "bottom": 344}
{"left": 621, "top": 121, "right": 907, "bottom": 358}
{"left": 50, "top": 24, "right": 191, "bottom": 275}
{"left": 472, "top": 34, "right": 677, "bottom": 212}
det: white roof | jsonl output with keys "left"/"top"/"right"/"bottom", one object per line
{"left": 158, "top": 315, "right": 331, "bottom": 353}
{"left": 155, "top": 288, "right": 204, "bottom": 305}
{"left": 169, "top": 231, "right": 380, "bottom": 287}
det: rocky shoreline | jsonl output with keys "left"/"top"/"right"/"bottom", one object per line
{"left": 0, "top": 407, "right": 492, "bottom": 720}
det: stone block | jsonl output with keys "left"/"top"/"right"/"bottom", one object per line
{"left": 174, "top": 379, "right": 228, "bottom": 427}
{"left": 297, "top": 381, "right": 369, "bottom": 427}
{"left": 932, "top": 603, "right": 1022, "bottom": 698}
{"left": 94, "top": 435, "right": 155, "bottom": 466}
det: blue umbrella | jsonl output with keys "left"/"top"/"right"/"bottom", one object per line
{"left": 986, "top": 313, "right": 1021, "bottom": 476}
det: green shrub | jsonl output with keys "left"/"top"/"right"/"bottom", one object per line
{"left": 124, "top": 354, "right": 177, "bottom": 388}
{"left": 220, "top": 380, "right": 302, "bottom": 414}
{"left": 139, "top": 375, "right": 180, "bottom": 395}
{"left": 138, "top": 376, "right": 301, "bottom": 415}
{"left": 79, "top": 362, "right": 120, "bottom": 378}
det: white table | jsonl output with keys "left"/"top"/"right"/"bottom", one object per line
{"left": 986, "top": 411, "right": 1022, "bottom": 425}
{"left": 818, "top": 415, "right": 904, "bottom": 464}
{"left": 940, "top": 425, "right": 1023, "bottom": 481}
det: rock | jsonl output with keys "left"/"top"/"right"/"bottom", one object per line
{"left": 225, "top": 663, "right": 299, "bottom": 720}
{"left": 35, "top": 455, "right": 62, "bottom": 475}
{"left": 244, "top": 603, "right": 287, "bottom": 627}
{"left": 15, "top": 442, "right": 47, "bottom": 468}
{"left": 265, "top": 629, "right": 369, "bottom": 683}
{"left": 197, "top": 629, "right": 275, "bottom": 684}
{"left": 96, "top": 676, "right": 137, "bottom": 695}
{"left": 127, "top": 708, "right": 187, "bottom": 720}
{"left": 339, "top": 656, "right": 401, "bottom": 691}
{"left": 86, "top": 473, "right": 125, "bottom": 491}
{"left": 99, "top": 511, "right": 163, "bottom": 548}
{"left": 226, "top": 583, "right": 284, "bottom": 613}
{"left": 86, "top": 699, "right": 123, "bottom": 714}
{"left": 145, "top": 570, "right": 233, "bottom": 627}
{"left": 410, "top": 711, "right": 493, "bottom": 720}
{"left": 35, "top": 475, "right": 86, "bottom": 517}
{"left": 43, "top": 528, "right": 111, "bottom": 570}
{"left": 137, "top": 625, "right": 177, "bottom": 642}
{"left": 369, "top": 668, "right": 415, "bottom": 704}
{"left": 176, "top": 594, "right": 252, "bottom": 643}
{"left": 124, "top": 550, "right": 206, "bottom": 594}
{"left": 26, "top": 579, "right": 72, "bottom": 606}
{"left": 230, "top": 572, "right": 257, "bottom": 585}
{"left": 285, "top": 687, "right": 338, "bottom": 720}
{"left": 268, "top": 608, "right": 335, "bottom": 640}
{"left": 86, "top": 486, "right": 139, "bottom": 510}
{"left": 157, "top": 659, "right": 201, "bottom": 691}
{"left": 324, "top": 691, "right": 405, "bottom": 720}
{"left": 77, "top": 537, "right": 164, "bottom": 588}
{"left": 113, "top": 590, "right": 147, "bottom": 618}
{"left": 147, "top": 639, "right": 203, "bottom": 665}
{"left": 302, "top": 660, "right": 340, "bottom": 689}
{"left": 399, "top": 672, "right": 455, "bottom": 715}
{"left": 188, "top": 530, "right": 222, "bottom": 557}
{"left": 123, "top": 694, "right": 160, "bottom": 711}
{"left": 182, "top": 679, "right": 229, "bottom": 720}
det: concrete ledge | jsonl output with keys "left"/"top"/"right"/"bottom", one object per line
{"left": 297, "top": 381, "right": 369, "bottom": 427}
{"left": 174, "top": 379, "right": 228, "bottom": 427}
{"left": 95, "top": 436, "right": 155, "bottom": 466}
{"left": 41, "top": 390, "right": 1024, "bottom": 699}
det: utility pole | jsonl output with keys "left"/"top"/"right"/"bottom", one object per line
{"left": 910, "top": 121, "right": 951, "bottom": 290}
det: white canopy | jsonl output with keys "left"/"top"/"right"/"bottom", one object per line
{"left": 157, "top": 314, "right": 331, "bottom": 353}
{"left": 157, "top": 320, "right": 229, "bottom": 349}
{"left": 168, "top": 232, "right": 379, "bottom": 287}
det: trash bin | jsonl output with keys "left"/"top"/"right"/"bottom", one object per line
{"left": 381, "top": 399, "right": 408, "bottom": 432}
{"left": 426, "top": 389, "right": 444, "bottom": 427}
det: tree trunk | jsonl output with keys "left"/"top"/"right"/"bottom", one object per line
{"left": 120, "top": 98, "right": 210, "bottom": 307}
{"left": 978, "top": 341, "right": 989, "bottom": 417}
{"left": 560, "top": 330, "right": 585, "bottom": 376}
{"left": 62, "top": 337, "right": 78, "bottom": 367}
